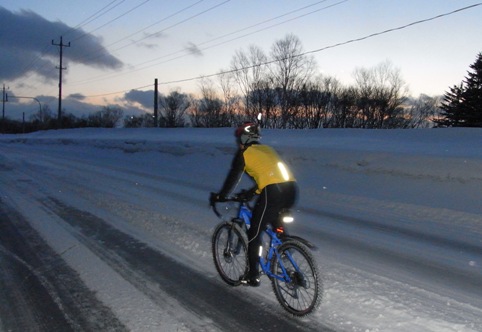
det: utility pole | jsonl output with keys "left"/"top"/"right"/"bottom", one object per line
{"left": 2, "top": 84, "right": 7, "bottom": 121}
{"left": 1, "top": 84, "right": 7, "bottom": 133}
{"left": 154, "top": 78, "right": 158, "bottom": 127}
{"left": 52, "top": 36, "right": 70, "bottom": 128}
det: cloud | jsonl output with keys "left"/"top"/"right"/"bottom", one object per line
{"left": 68, "top": 93, "right": 86, "bottom": 100}
{"left": 0, "top": 7, "right": 123, "bottom": 82}
{"left": 184, "top": 42, "right": 203, "bottom": 57}
{"left": 142, "top": 31, "right": 166, "bottom": 40}
{"left": 129, "top": 31, "right": 166, "bottom": 50}
{"left": 124, "top": 89, "right": 154, "bottom": 109}
{"left": 132, "top": 40, "right": 159, "bottom": 50}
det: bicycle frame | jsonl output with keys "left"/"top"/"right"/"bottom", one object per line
{"left": 237, "top": 204, "right": 251, "bottom": 229}
{"left": 234, "top": 201, "right": 300, "bottom": 284}
{"left": 260, "top": 228, "right": 301, "bottom": 283}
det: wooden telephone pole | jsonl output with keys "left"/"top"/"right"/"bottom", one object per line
{"left": 154, "top": 78, "right": 159, "bottom": 127}
{"left": 52, "top": 36, "right": 70, "bottom": 128}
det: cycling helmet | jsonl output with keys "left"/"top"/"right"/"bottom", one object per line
{"left": 235, "top": 122, "right": 261, "bottom": 145}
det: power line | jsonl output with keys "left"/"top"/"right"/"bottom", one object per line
{"left": 84, "top": 2, "right": 482, "bottom": 98}
{"left": 71, "top": 0, "right": 233, "bottom": 86}
{"left": 126, "top": 0, "right": 349, "bottom": 72}
{"left": 73, "top": 0, "right": 346, "bottom": 87}
{"left": 18, "top": 0, "right": 149, "bottom": 94}
{"left": 69, "top": 0, "right": 125, "bottom": 32}
{"left": 11, "top": 0, "right": 127, "bottom": 99}
{"left": 75, "top": 0, "right": 208, "bottom": 64}
{"left": 16, "top": 1, "right": 211, "bottom": 102}
{"left": 98, "top": 0, "right": 231, "bottom": 54}
{"left": 70, "top": 0, "right": 151, "bottom": 42}
{"left": 151, "top": 3, "right": 482, "bottom": 86}
{"left": 85, "top": 84, "right": 153, "bottom": 98}
{"left": 194, "top": 0, "right": 341, "bottom": 50}
{"left": 102, "top": 0, "right": 205, "bottom": 50}
{"left": 304, "top": 3, "right": 482, "bottom": 56}
{"left": 17, "top": 44, "right": 55, "bottom": 78}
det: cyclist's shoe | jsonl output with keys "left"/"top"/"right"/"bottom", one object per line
{"left": 240, "top": 275, "right": 260, "bottom": 287}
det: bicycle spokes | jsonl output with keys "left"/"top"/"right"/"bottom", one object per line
{"left": 212, "top": 222, "right": 248, "bottom": 286}
{"left": 222, "top": 230, "right": 243, "bottom": 261}
{"left": 271, "top": 241, "right": 322, "bottom": 316}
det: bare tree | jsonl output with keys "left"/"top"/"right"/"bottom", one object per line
{"left": 230, "top": 45, "right": 268, "bottom": 119}
{"left": 87, "top": 106, "right": 124, "bottom": 128}
{"left": 248, "top": 79, "right": 278, "bottom": 128}
{"left": 406, "top": 94, "right": 441, "bottom": 128}
{"left": 191, "top": 78, "right": 226, "bottom": 127}
{"left": 30, "top": 104, "right": 53, "bottom": 123}
{"left": 353, "top": 60, "right": 407, "bottom": 128}
{"left": 294, "top": 76, "right": 343, "bottom": 128}
{"left": 217, "top": 70, "right": 240, "bottom": 125}
{"left": 268, "top": 34, "right": 317, "bottom": 128}
{"left": 331, "top": 86, "right": 358, "bottom": 128}
{"left": 159, "top": 91, "right": 191, "bottom": 127}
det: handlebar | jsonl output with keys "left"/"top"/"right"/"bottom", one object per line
{"left": 210, "top": 192, "right": 251, "bottom": 218}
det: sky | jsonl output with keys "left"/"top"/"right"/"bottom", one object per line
{"left": 1, "top": 0, "right": 482, "bottom": 120}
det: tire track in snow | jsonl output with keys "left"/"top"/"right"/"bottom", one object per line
{"left": 42, "top": 197, "right": 332, "bottom": 332}
{"left": 297, "top": 207, "right": 482, "bottom": 306}
{"left": 3, "top": 143, "right": 211, "bottom": 209}
{"left": 0, "top": 200, "right": 127, "bottom": 332}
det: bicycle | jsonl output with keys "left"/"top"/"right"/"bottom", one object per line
{"left": 210, "top": 192, "right": 322, "bottom": 316}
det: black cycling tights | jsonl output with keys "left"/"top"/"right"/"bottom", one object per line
{"left": 247, "top": 181, "right": 298, "bottom": 276}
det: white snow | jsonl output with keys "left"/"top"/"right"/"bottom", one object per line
{"left": 1, "top": 127, "right": 481, "bottom": 331}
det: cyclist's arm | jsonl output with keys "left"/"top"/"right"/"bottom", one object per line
{"left": 218, "top": 149, "right": 245, "bottom": 198}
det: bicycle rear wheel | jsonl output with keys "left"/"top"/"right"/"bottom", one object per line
{"left": 271, "top": 240, "right": 322, "bottom": 316}
{"left": 212, "top": 222, "right": 248, "bottom": 286}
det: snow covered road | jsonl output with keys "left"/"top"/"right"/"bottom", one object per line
{"left": 1, "top": 127, "right": 481, "bottom": 331}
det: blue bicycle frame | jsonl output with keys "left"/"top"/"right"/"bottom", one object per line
{"left": 235, "top": 202, "right": 300, "bottom": 283}
{"left": 237, "top": 204, "right": 251, "bottom": 229}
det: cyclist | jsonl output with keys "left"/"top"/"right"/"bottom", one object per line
{"left": 211, "top": 122, "right": 298, "bottom": 287}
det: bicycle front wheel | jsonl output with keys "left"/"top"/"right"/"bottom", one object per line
{"left": 212, "top": 222, "right": 248, "bottom": 286}
{"left": 271, "top": 240, "right": 322, "bottom": 316}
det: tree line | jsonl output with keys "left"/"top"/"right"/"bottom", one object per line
{"left": 2, "top": 35, "right": 480, "bottom": 134}
{"left": 136, "top": 34, "right": 441, "bottom": 130}
{"left": 0, "top": 105, "right": 124, "bottom": 134}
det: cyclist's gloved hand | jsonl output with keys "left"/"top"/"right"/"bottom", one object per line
{"left": 209, "top": 192, "right": 218, "bottom": 206}
{"left": 237, "top": 188, "right": 255, "bottom": 201}
{"left": 210, "top": 192, "right": 227, "bottom": 206}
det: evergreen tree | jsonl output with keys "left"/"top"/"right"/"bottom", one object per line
{"left": 436, "top": 52, "right": 482, "bottom": 127}
{"left": 437, "top": 84, "right": 464, "bottom": 127}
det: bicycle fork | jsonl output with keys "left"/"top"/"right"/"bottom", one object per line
{"left": 224, "top": 220, "right": 244, "bottom": 257}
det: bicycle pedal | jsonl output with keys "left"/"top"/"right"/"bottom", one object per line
{"left": 240, "top": 277, "right": 260, "bottom": 287}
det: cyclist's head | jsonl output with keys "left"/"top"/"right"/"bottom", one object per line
{"left": 235, "top": 122, "right": 261, "bottom": 146}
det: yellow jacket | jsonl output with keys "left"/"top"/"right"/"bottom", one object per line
{"left": 243, "top": 145, "right": 295, "bottom": 193}
{"left": 219, "top": 143, "right": 295, "bottom": 197}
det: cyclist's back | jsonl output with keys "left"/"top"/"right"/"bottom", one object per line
{"left": 243, "top": 144, "right": 295, "bottom": 192}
